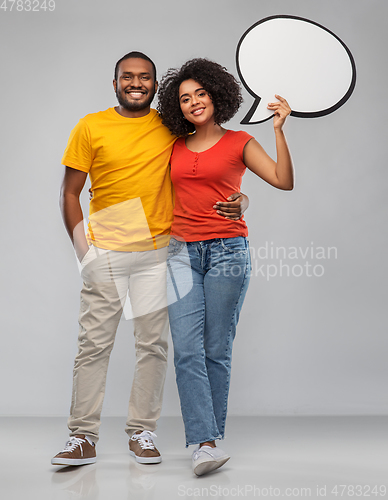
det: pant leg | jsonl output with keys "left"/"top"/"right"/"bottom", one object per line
{"left": 68, "top": 249, "right": 129, "bottom": 443}
{"left": 203, "top": 237, "right": 251, "bottom": 438}
{"left": 167, "top": 240, "right": 221, "bottom": 447}
{"left": 125, "top": 247, "right": 170, "bottom": 437}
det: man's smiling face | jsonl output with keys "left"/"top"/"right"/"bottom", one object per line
{"left": 113, "top": 57, "right": 157, "bottom": 116}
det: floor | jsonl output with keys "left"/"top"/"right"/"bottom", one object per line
{"left": 1, "top": 416, "right": 387, "bottom": 500}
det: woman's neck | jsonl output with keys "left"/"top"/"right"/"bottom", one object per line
{"left": 194, "top": 121, "right": 223, "bottom": 140}
{"left": 186, "top": 123, "right": 227, "bottom": 152}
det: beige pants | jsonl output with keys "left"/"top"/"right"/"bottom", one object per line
{"left": 68, "top": 246, "right": 169, "bottom": 443}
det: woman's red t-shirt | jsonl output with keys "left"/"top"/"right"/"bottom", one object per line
{"left": 170, "top": 129, "right": 253, "bottom": 242}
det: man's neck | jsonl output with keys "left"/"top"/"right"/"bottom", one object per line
{"left": 114, "top": 105, "right": 151, "bottom": 118}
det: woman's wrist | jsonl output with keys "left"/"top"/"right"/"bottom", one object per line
{"left": 274, "top": 127, "right": 285, "bottom": 136}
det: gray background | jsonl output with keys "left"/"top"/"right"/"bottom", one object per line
{"left": 0, "top": 0, "right": 386, "bottom": 418}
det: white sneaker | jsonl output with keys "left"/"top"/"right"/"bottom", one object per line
{"left": 192, "top": 445, "right": 230, "bottom": 476}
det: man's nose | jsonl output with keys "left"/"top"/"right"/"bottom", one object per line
{"left": 131, "top": 76, "right": 142, "bottom": 87}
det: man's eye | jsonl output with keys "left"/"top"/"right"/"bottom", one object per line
{"left": 141, "top": 76, "right": 150, "bottom": 80}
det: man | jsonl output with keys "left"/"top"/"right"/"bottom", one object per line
{"left": 52, "top": 51, "right": 247, "bottom": 467}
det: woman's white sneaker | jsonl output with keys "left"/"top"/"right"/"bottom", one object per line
{"left": 192, "top": 445, "right": 230, "bottom": 476}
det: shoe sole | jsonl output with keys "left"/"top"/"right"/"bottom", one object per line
{"left": 129, "top": 450, "right": 162, "bottom": 464}
{"left": 51, "top": 457, "right": 96, "bottom": 466}
{"left": 194, "top": 456, "right": 230, "bottom": 476}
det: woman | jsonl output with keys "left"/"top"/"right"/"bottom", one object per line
{"left": 157, "top": 58, "right": 293, "bottom": 476}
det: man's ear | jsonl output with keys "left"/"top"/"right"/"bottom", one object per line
{"left": 154, "top": 80, "right": 158, "bottom": 93}
{"left": 113, "top": 79, "right": 117, "bottom": 92}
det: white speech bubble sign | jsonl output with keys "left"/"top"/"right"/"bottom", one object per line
{"left": 236, "top": 15, "right": 356, "bottom": 124}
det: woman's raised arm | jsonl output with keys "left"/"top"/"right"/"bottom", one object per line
{"left": 243, "top": 95, "right": 294, "bottom": 190}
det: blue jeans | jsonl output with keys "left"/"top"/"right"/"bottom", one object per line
{"left": 167, "top": 237, "right": 251, "bottom": 446}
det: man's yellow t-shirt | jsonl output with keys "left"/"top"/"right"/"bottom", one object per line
{"left": 62, "top": 108, "right": 176, "bottom": 251}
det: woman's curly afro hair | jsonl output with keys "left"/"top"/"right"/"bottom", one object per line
{"left": 157, "top": 58, "right": 243, "bottom": 137}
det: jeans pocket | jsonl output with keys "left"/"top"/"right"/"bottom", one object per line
{"left": 219, "top": 237, "right": 248, "bottom": 254}
{"left": 168, "top": 237, "right": 185, "bottom": 258}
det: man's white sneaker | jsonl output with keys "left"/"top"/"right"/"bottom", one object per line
{"left": 192, "top": 445, "right": 230, "bottom": 476}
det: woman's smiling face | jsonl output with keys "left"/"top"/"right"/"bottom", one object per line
{"left": 179, "top": 79, "right": 215, "bottom": 127}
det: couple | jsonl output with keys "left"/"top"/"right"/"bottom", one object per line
{"left": 52, "top": 51, "right": 293, "bottom": 476}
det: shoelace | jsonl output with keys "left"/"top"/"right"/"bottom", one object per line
{"left": 59, "top": 436, "right": 87, "bottom": 455}
{"left": 131, "top": 431, "right": 157, "bottom": 450}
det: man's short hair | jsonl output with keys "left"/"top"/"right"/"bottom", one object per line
{"left": 114, "top": 51, "right": 157, "bottom": 82}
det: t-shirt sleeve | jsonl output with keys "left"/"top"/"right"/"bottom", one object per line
{"left": 235, "top": 130, "right": 254, "bottom": 160}
{"left": 61, "top": 118, "right": 92, "bottom": 173}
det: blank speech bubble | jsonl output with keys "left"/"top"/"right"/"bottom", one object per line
{"left": 236, "top": 15, "right": 356, "bottom": 124}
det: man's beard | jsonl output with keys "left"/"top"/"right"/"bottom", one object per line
{"left": 116, "top": 88, "right": 156, "bottom": 112}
